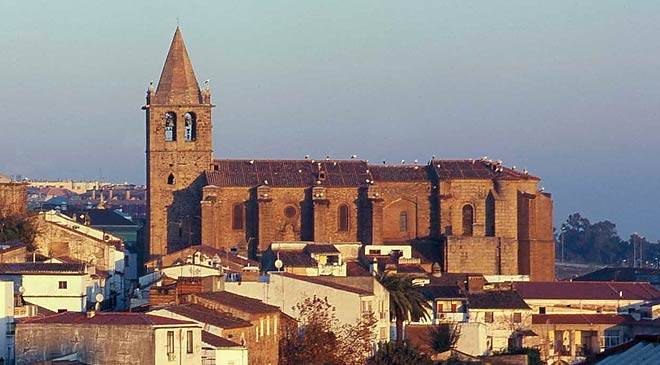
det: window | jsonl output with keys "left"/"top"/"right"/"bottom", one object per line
{"left": 604, "top": 329, "right": 622, "bottom": 348}
{"left": 164, "top": 112, "right": 176, "bottom": 141}
{"left": 57, "top": 309, "right": 67, "bottom": 313}
{"left": 184, "top": 112, "right": 196, "bottom": 141}
{"left": 284, "top": 206, "right": 297, "bottom": 218}
{"left": 167, "top": 173, "right": 175, "bottom": 185}
{"left": 539, "top": 307, "right": 546, "bottom": 314}
{"left": 484, "top": 311, "right": 494, "bottom": 323}
{"left": 462, "top": 204, "right": 474, "bottom": 236}
{"left": 513, "top": 312, "right": 522, "bottom": 323}
{"left": 186, "top": 330, "right": 193, "bottom": 353}
{"left": 451, "top": 303, "right": 458, "bottom": 313}
{"left": 436, "top": 302, "right": 444, "bottom": 313}
{"left": 232, "top": 203, "right": 244, "bottom": 230}
{"left": 485, "top": 192, "right": 495, "bottom": 236}
{"left": 338, "top": 204, "right": 349, "bottom": 232}
{"left": 361, "top": 301, "right": 373, "bottom": 314}
{"left": 167, "top": 330, "right": 175, "bottom": 354}
{"left": 399, "top": 211, "right": 408, "bottom": 232}
{"left": 58, "top": 281, "right": 67, "bottom": 289}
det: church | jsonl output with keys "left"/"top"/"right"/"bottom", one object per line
{"left": 144, "top": 28, "right": 555, "bottom": 281}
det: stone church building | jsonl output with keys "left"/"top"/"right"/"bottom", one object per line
{"left": 145, "top": 28, "right": 555, "bottom": 281}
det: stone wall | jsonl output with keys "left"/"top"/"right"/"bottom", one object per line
{"left": 445, "top": 236, "right": 518, "bottom": 275}
{"left": 0, "top": 182, "right": 27, "bottom": 218}
{"left": 188, "top": 295, "right": 282, "bottom": 365}
{"left": 31, "top": 215, "right": 114, "bottom": 271}
{"left": 146, "top": 103, "right": 213, "bottom": 257}
{"left": 15, "top": 323, "right": 156, "bottom": 365}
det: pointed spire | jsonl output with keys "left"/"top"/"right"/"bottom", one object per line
{"left": 153, "top": 27, "right": 203, "bottom": 105}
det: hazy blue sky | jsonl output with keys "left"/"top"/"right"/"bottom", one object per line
{"left": 1, "top": 1, "right": 658, "bottom": 240}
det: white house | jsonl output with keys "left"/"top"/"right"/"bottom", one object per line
{"left": 0, "top": 262, "right": 103, "bottom": 313}
{"left": 0, "top": 281, "right": 15, "bottom": 365}
{"left": 225, "top": 271, "right": 391, "bottom": 343}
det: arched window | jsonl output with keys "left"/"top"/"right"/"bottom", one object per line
{"left": 485, "top": 192, "right": 496, "bottom": 237}
{"left": 232, "top": 203, "right": 244, "bottom": 230}
{"left": 462, "top": 204, "right": 474, "bottom": 236}
{"left": 338, "top": 204, "right": 349, "bottom": 232}
{"left": 167, "top": 173, "right": 175, "bottom": 185}
{"left": 184, "top": 112, "right": 196, "bottom": 141}
{"left": 399, "top": 211, "right": 408, "bottom": 232}
{"left": 164, "top": 112, "right": 176, "bottom": 141}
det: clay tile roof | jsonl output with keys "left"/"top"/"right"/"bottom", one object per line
{"left": 467, "top": 290, "right": 530, "bottom": 310}
{"left": 513, "top": 281, "right": 660, "bottom": 301}
{"left": 193, "top": 291, "right": 280, "bottom": 314}
{"left": 431, "top": 159, "right": 538, "bottom": 180}
{"left": 277, "top": 251, "right": 318, "bottom": 268}
{"left": 21, "top": 312, "right": 197, "bottom": 326}
{"left": 304, "top": 244, "right": 340, "bottom": 254}
{"left": 273, "top": 272, "right": 373, "bottom": 295}
{"left": 163, "top": 304, "right": 252, "bottom": 329}
{"left": 346, "top": 261, "right": 371, "bottom": 277}
{"left": 202, "top": 331, "right": 243, "bottom": 348}
{"left": 0, "top": 262, "right": 86, "bottom": 275}
{"left": 206, "top": 159, "right": 369, "bottom": 188}
{"left": 421, "top": 285, "right": 465, "bottom": 300}
{"left": 532, "top": 314, "right": 631, "bottom": 325}
{"left": 153, "top": 27, "right": 202, "bottom": 105}
{"left": 573, "top": 267, "right": 660, "bottom": 285}
{"left": 368, "top": 165, "right": 429, "bottom": 182}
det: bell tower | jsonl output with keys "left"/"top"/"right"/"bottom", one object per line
{"left": 144, "top": 27, "right": 213, "bottom": 257}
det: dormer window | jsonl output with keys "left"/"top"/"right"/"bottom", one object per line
{"left": 164, "top": 112, "right": 176, "bottom": 141}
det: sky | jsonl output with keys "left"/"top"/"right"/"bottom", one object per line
{"left": 1, "top": 1, "right": 659, "bottom": 240}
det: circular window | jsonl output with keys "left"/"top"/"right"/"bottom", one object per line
{"left": 284, "top": 206, "right": 297, "bottom": 218}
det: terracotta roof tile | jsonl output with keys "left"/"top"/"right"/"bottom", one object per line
{"left": 202, "top": 331, "right": 243, "bottom": 348}
{"left": 532, "top": 314, "right": 631, "bottom": 325}
{"left": 304, "top": 244, "right": 340, "bottom": 254}
{"left": 21, "top": 312, "right": 198, "bottom": 326}
{"left": 431, "top": 159, "right": 538, "bottom": 180}
{"left": 368, "top": 165, "right": 429, "bottom": 182}
{"left": 162, "top": 304, "right": 252, "bottom": 329}
{"left": 467, "top": 291, "right": 530, "bottom": 310}
{"left": 0, "top": 262, "right": 86, "bottom": 275}
{"left": 193, "top": 291, "right": 280, "bottom": 314}
{"left": 206, "top": 159, "right": 369, "bottom": 187}
{"left": 153, "top": 27, "right": 202, "bottom": 105}
{"left": 513, "top": 281, "right": 660, "bottom": 300}
{"left": 273, "top": 272, "right": 373, "bottom": 295}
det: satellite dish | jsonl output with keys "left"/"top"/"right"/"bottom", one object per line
{"left": 95, "top": 293, "right": 104, "bottom": 303}
{"left": 274, "top": 259, "right": 283, "bottom": 270}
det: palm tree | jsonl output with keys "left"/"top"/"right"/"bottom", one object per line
{"left": 376, "top": 272, "right": 431, "bottom": 342}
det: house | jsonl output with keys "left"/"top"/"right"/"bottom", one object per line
{"left": 261, "top": 241, "right": 351, "bottom": 276}
{"left": 31, "top": 210, "right": 128, "bottom": 309}
{"left": 149, "top": 304, "right": 251, "bottom": 365}
{"left": 528, "top": 313, "right": 632, "bottom": 363}
{"left": 14, "top": 311, "right": 203, "bottom": 365}
{"left": 0, "top": 243, "right": 26, "bottom": 263}
{"left": 513, "top": 281, "right": 660, "bottom": 314}
{"left": 187, "top": 291, "right": 287, "bottom": 365}
{"left": 145, "top": 245, "right": 260, "bottom": 282}
{"left": 1, "top": 281, "right": 15, "bottom": 365}
{"left": 0, "top": 263, "right": 104, "bottom": 313}
{"left": 225, "top": 271, "right": 391, "bottom": 343}
{"left": 465, "top": 290, "right": 533, "bottom": 354}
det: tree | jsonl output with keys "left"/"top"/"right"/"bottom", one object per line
{"left": 368, "top": 341, "right": 434, "bottom": 365}
{"left": 0, "top": 214, "right": 37, "bottom": 251}
{"left": 376, "top": 272, "right": 431, "bottom": 342}
{"left": 279, "top": 296, "right": 377, "bottom": 365}
{"left": 428, "top": 322, "right": 461, "bottom": 353}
